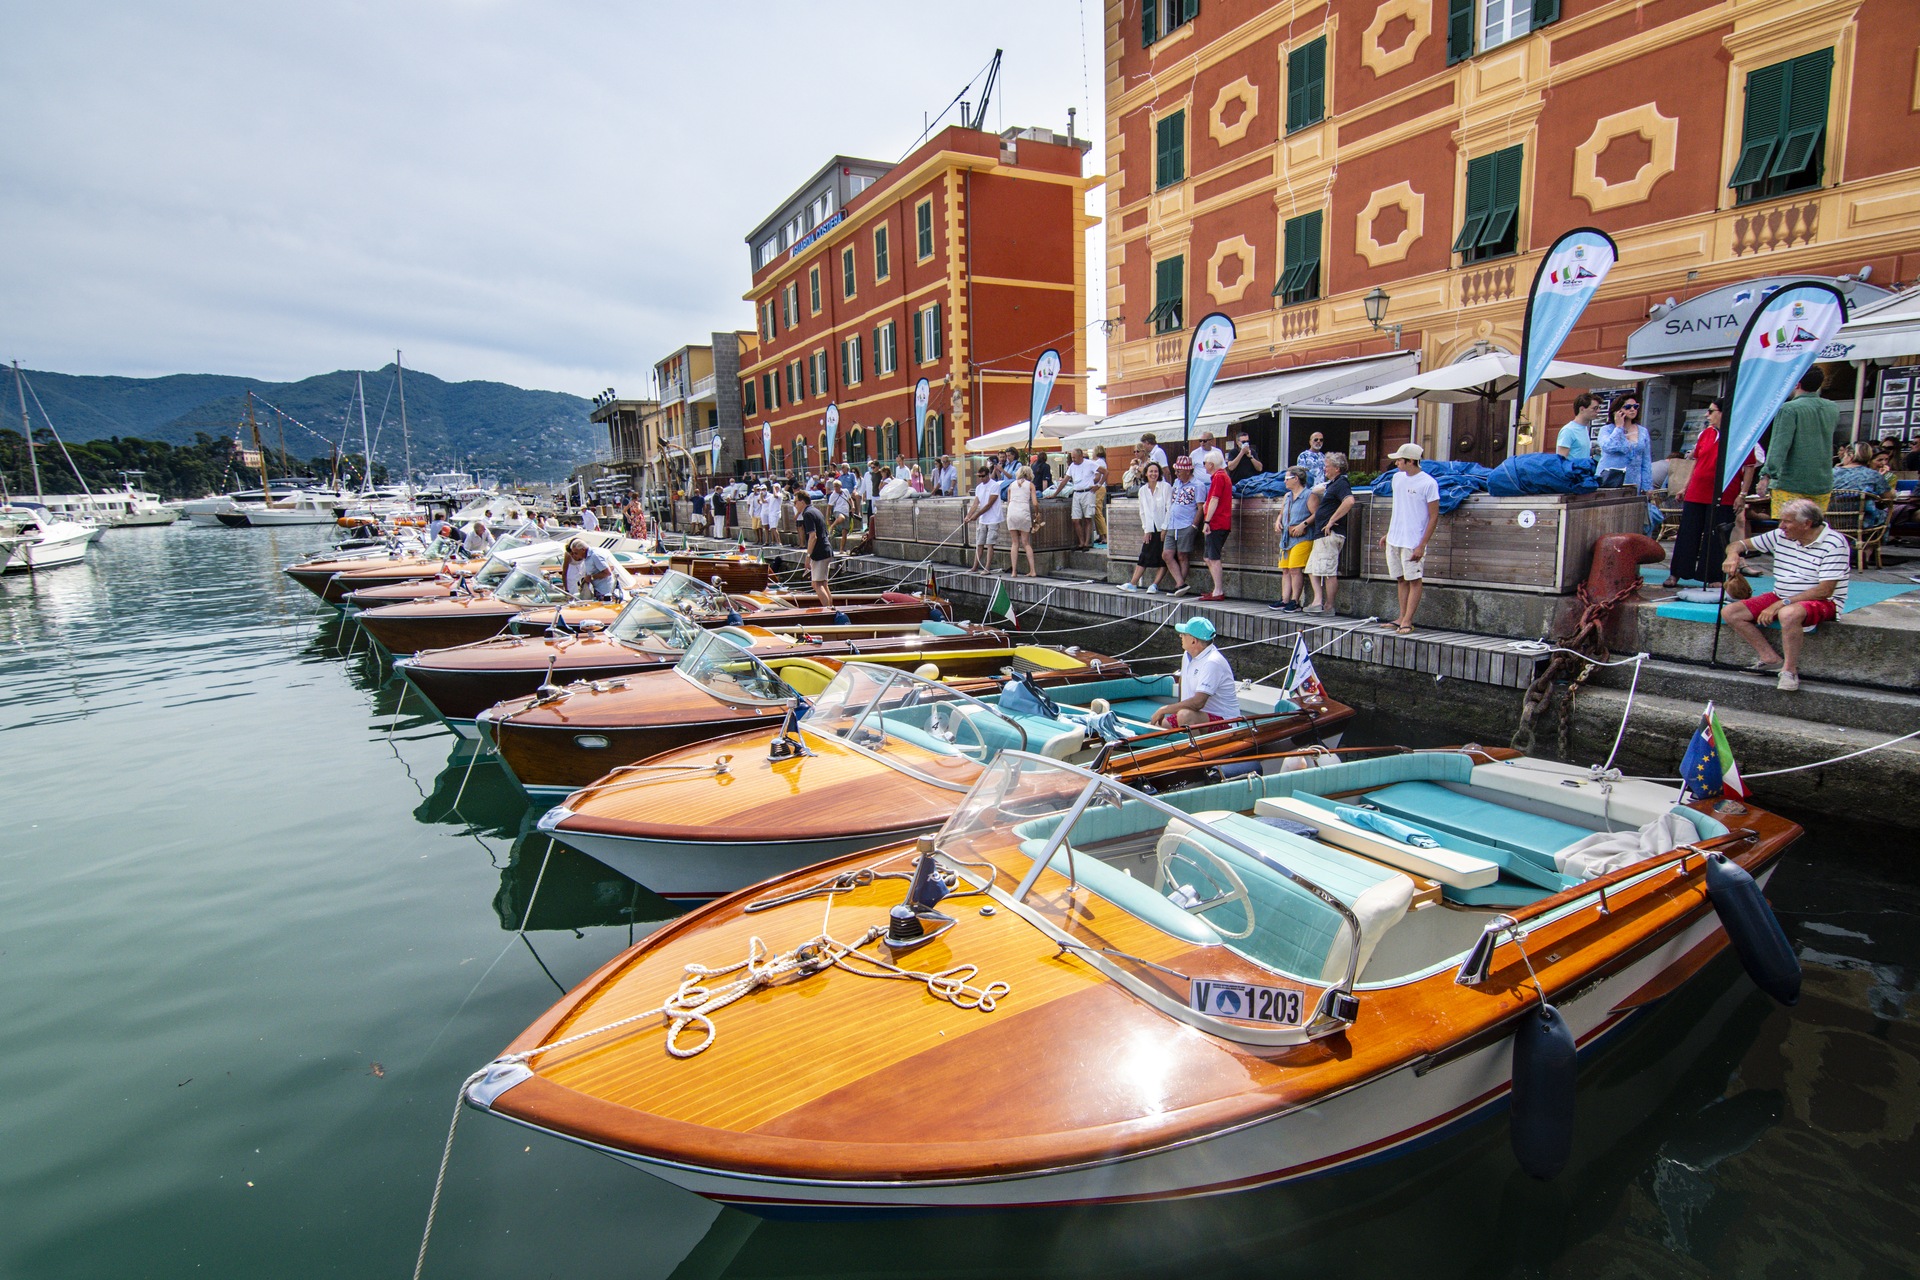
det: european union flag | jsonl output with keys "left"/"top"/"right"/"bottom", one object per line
{"left": 1680, "top": 712, "right": 1723, "bottom": 801}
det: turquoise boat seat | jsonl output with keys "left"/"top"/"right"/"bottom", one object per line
{"left": 1363, "top": 781, "right": 1592, "bottom": 868}
{"left": 1016, "top": 839, "right": 1220, "bottom": 945}
{"left": 918, "top": 620, "right": 969, "bottom": 636}
{"left": 1162, "top": 813, "right": 1412, "bottom": 981}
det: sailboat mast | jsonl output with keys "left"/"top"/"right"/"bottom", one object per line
{"left": 247, "top": 391, "right": 272, "bottom": 500}
{"left": 357, "top": 372, "right": 372, "bottom": 493}
{"left": 395, "top": 349, "right": 413, "bottom": 503}
{"left": 13, "top": 360, "right": 44, "bottom": 503}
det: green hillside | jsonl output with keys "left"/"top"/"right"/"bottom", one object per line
{"left": 10, "top": 365, "right": 597, "bottom": 482}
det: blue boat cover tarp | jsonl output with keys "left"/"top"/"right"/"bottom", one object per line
{"left": 1368, "top": 460, "right": 1495, "bottom": 514}
{"left": 1231, "top": 472, "right": 1291, "bottom": 498}
{"left": 1488, "top": 453, "right": 1599, "bottom": 497}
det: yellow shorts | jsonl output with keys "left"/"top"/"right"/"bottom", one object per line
{"left": 1770, "top": 489, "right": 1830, "bottom": 517}
{"left": 1279, "top": 543, "right": 1313, "bottom": 570}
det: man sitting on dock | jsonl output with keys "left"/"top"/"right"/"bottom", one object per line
{"left": 1719, "top": 497, "right": 1850, "bottom": 692}
{"left": 1152, "top": 616, "right": 1241, "bottom": 727}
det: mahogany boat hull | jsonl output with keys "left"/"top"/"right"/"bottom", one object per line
{"left": 357, "top": 599, "right": 525, "bottom": 654}
{"left": 535, "top": 705, "right": 1351, "bottom": 897}
{"left": 319, "top": 563, "right": 465, "bottom": 605}
{"left": 507, "top": 594, "right": 943, "bottom": 636}
{"left": 475, "top": 759, "right": 1798, "bottom": 1213}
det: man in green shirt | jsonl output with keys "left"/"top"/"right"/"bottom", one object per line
{"left": 1760, "top": 368, "right": 1842, "bottom": 516}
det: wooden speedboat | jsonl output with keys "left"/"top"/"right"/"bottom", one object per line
{"left": 536, "top": 662, "right": 1351, "bottom": 899}
{"left": 469, "top": 749, "right": 1800, "bottom": 1212}
{"left": 482, "top": 632, "right": 1134, "bottom": 797}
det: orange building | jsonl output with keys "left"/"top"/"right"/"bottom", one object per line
{"left": 740, "top": 126, "right": 1100, "bottom": 473}
{"left": 1102, "top": 0, "right": 1920, "bottom": 469}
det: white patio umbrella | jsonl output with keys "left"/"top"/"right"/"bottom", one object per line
{"left": 1334, "top": 352, "right": 1645, "bottom": 406}
{"left": 963, "top": 411, "right": 1101, "bottom": 453}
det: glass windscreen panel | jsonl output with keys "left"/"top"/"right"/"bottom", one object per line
{"left": 805, "top": 664, "right": 1030, "bottom": 777}
{"left": 646, "top": 569, "right": 729, "bottom": 618}
{"left": 490, "top": 534, "right": 530, "bottom": 557}
{"left": 675, "top": 632, "right": 792, "bottom": 705}
{"left": 607, "top": 596, "right": 705, "bottom": 651}
{"left": 493, "top": 564, "right": 563, "bottom": 605}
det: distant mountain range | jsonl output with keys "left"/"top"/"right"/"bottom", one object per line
{"left": 9, "top": 364, "right": 598, "bottom": 482}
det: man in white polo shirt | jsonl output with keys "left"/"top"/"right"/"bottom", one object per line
{"left": 1378, "top": 442, "right": 1440, "bottom": 635}
{"left": 1064, "top": 447, "right": 1100, "bottom": 550}
{"left": 1720, "top": 497, "right": 1850, "bottom": 692}
{"left": 1189, "top": 430, "right": 1227, "bottom": 483}
{"left": 1151, "top": 616, "right": 1241, "bottom": 727}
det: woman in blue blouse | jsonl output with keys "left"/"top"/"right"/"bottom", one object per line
{"left": 1597, "top": 394, "right": 1653, "bottom": 491}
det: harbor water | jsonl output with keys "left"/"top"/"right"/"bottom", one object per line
{"left": 2, "top": 525, "right": 1916, "bottom": 1279}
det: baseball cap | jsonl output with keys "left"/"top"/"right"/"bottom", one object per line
{"left": 1388, "top": 443, "right": 1425, "bottom": 462}
{"left": 1173, "top": 616, "right": 1216, "bottom": 642}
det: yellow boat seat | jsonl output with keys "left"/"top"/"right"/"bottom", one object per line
{"left": 770, "top": 657, "right": 838, "bottom": 696}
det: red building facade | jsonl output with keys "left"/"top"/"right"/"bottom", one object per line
{"left": 1105, "top": 0, "right": 1920, "bottom": 466}
{"left": 741, "top": 126, "right": 1099, "bottom": 473}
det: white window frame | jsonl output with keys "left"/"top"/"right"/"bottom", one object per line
{"left": 1480, "top": 0, "right": 1531, "bottom": 52}
{"left": 877, "top": 321, "right": 897, "bottom": 375}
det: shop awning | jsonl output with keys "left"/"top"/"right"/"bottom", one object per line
{"left": 1625, "top": 274, "right": 1895, "bottom": 368}
{"left": 1071, "top": 352, "right": 1418, "bottom": 453}
{"left": 964, "top": 412, "right": 1101, "bottom": 453}
{"left": 1828, "top": 284, "right": 1920, "bottom": 364}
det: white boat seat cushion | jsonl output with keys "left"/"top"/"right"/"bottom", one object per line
{"left": 1256, "top": 795, "right": 1499, "bottom": 890}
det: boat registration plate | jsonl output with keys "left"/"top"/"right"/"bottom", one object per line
{"left": 1189, "top": 979, "right": 1303, "bottom": 1025}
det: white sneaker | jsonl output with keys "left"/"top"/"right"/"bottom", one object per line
{"left": 1173, "top": 584, "right": 1192, "bottom": 596}
{"left": 1147, "top": 583, "right": 1161, "bottom": 593}
{"left": 1119, "top": 581, "right": 1140, "bottom": 592}
{"left": 1777, "top": 670, "right": 1800, "bottom": 691}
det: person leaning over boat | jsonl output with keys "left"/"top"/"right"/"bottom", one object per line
{"left": 1720, "top": 498, "right": 1850, "bottom": 693}
{"left": 793, "top": 490, "right": 834, "bottom": 608}
{"left": 562, "top": 538, "right": 619, "bottom": 602}
{"left": 461, "top": 517, "right": 494, "bottom": 557}
{"left": 1151, "top": 616, "right": 1241, "bottom": 727}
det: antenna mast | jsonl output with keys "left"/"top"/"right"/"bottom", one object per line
{"left": 396, "top": 349, "right": 413, "bottom": 503}
{"left": 12, "top": 361, "right": 43, "bottom": 503}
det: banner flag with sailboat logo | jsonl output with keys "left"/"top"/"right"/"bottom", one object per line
{"left": 1722, "top": 281, "right": 1847, "bottom": 488}
{"left": 1182, "top": 313, "right": 1236, "bottom": 450}
{"left": 1028, "top": 349, "right": 1060, "bottom": 447}
{"left": 1517, "top": 228, "right": 1618, "bottom": 405}
{"left": 709, "top": 435, "right": 722, "bottom": 472}
{"left": 1282, "top": 633, "right": 1325, "bottom": 703}
{"left": 913, "top": 378, "right": 931, "bottom": 457}
{"left": 824, "top": 403, "right": 839, "bottom": 462}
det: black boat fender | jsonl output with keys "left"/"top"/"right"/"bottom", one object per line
{"left": 1704, "top": 852, "right": 1800, "bottom": 1005}
{"left": 1510, "top": 1002, "right": 1576, "bottom": 1180}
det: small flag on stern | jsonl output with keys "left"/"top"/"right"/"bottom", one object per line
{"left": 1282, "top": 634, "right": 1325, "bottom": 702}
{"left": 1680, "top": 702, "right": 1746, "bottom": 801}
{"left": 988, "top": 578, "right": 1017, "bottom": 628}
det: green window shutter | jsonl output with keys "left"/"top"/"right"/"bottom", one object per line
{"left": 1453, "top": 154, "right": 1493, "bottom": 253}
{"left": 1770, "top": 48, "right": 1833, "bottom": 180}
{"left": 1182, "top": 0, "right": 1199, "bottom": 21}
{"left": 1287, "top": 39, "right": 1326, "bottom": 133}
{"left": 931, "top": 303, "right": 943, "bottom": 359}
{"left": 840, "top": 341, "right": 850, "bottom": 386}
{"left": 1729, "top": 62, "right": 1787, "bottom": 188}
{"left": 1446, "top": 0, "right": 1474, "bottom": 64}
{"left": 1156, "top": 112, "right": 1186, "bottom": 188}
{"left": 843, "top": 249, "right": 855, "bottom": 296}
{"left": 1142, "top": 0, "right": 1157, "bottom": 48}
{"left": 917, "top": 202, "right": 933, "bottom": 257}
{"left": 1531, "top": 0, "right": 1560, "bottom": 26}
{"left": 875, "top": 227, "right": 889, "bottom": 276}
{"left": 913, "top": 310, "right": 924, "bottom": 364}
{"left": 1153, "top": 256, "right": 1185, "bottom": 332}
{"left": 1478, "top": 146, "right": 1523, "bottom": 251}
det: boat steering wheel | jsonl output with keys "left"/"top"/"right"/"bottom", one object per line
{"left": 1154, "top": 833, "right": 1255, "bottom": 939}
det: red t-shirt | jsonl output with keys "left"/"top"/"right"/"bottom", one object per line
{"left": 1204, "top": 470, "right": 1233, "bottom": 531}
{"left": 1682, "top": 426, "right": 1755, "bottom": 507}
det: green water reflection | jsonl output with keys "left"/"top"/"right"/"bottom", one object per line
{"left": 0, "top": 525, "right": 1913, "bottom": 1278}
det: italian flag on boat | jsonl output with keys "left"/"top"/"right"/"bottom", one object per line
{"left": 1681, "top": 702, "right": 1746, "bottom": 800}
{"left": 987, "top": 579, "right": 1016, "bottom": 627}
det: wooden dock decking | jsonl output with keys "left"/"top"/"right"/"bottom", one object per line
{"left": 826, "top": 555, "right": 1549, "bottom": 691}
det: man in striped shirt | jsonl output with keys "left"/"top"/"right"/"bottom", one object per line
{"left": 1720, "top": 498, "right": 1850, "bottom": 692}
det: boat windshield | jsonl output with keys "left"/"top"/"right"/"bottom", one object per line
{"left": 493, "top": 564, "right": 563, "bottom": 605}
{"left": 490, "top": 534, "right": 530, "bottom": 557}
{"left": 605, "top": 595, "right": 705, "bottom": 650}
{"left": 937, "top": 753, "right": 1363, "bottom": 1039}
{"left": 804, "top": 663, "right": 1035, "bottom": 783}
{"left": 472, "top": 554, "right": 521, "bottom": 588}
{"left": 646, "top": 569, "right": 729, "bottom": 618}
{"left": 675, "top": 632, "right": 792, "bottom": 705}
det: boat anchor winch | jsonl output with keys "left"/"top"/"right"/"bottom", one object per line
{"left": 882, "top": 837, "right": 958, "bottom": 953}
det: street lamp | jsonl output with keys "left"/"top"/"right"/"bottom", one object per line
{"left": 1362, "top": 286, "right": 1402, "bottom": 348}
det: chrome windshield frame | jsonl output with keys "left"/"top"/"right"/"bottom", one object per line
{"left": 805, "top": 662, "right": 1031, "bottom": 791}
{"left": 671, "top": 631, "right": 795, "bottom": 709}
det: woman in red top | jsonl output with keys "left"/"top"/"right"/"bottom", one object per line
{"left": 1666, "top": 397, "right": 1759, "bottom": 586}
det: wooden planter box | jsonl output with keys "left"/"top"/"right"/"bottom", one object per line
{"left": 1356, "top": 488, "right": 1647, "bottom": 594}
{"left": 873, "top": 496, "right": 1079, "bottom": 564}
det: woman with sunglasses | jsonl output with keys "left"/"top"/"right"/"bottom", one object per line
{"left": 1597, "top": 394, "right": 1652, "bottom": 492}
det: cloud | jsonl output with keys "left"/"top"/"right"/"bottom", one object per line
{"left": 1, "top": 0, "right": 1106, "bottom": 401}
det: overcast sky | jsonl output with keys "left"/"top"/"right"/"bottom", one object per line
{"left": 2, "top": 1, "right": 1106, "bottom": 400}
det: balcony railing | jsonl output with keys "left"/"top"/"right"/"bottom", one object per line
{"left": 689, "top": 374, "right": 717, "bottom": 402}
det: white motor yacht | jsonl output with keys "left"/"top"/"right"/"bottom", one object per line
{"left": 0, "top": 505, "right": 100, "bottom": 571}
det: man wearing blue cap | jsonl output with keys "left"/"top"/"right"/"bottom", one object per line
{"left": 1151, "top": 616, "right": 1241, "bottom": 727}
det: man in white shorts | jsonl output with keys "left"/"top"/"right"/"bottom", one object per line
{"left": 966, "top": 462, "right": 1003, "bottom": 571}
{"left": 1151, "top": 616, "right": 1241, "bottom": 727}
{"left": 1063, "top": 447, "right": 1099, "bottom": 550}
{"left": 1377, "top": 443, "right": 1439, "bottom": 634}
